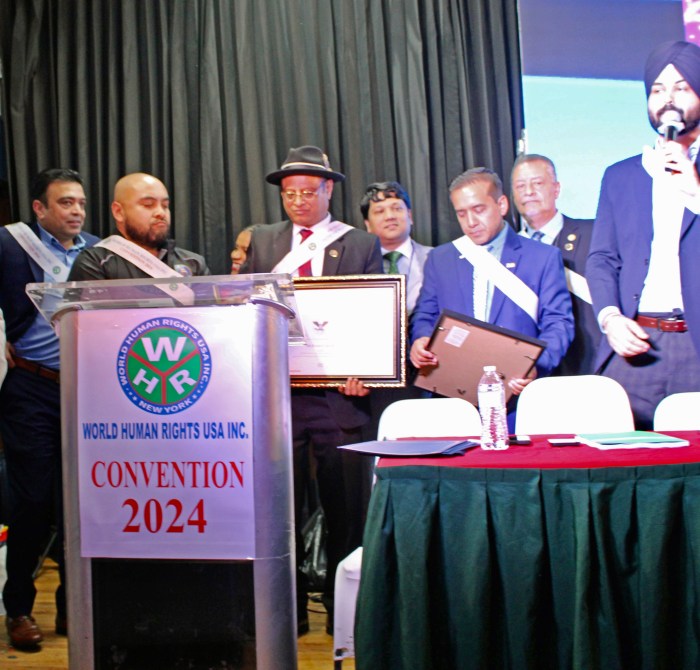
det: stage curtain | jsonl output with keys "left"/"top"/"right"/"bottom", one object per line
{"left": 0, "top": 0, "right": 522, "bottom": 274}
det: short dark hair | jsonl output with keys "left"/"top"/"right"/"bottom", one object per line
{"left": 511, "top": 154, "right": 558, "bottom": 181}
{"left": 449, "top": 168, "right": 503, "bottom": 200}
{"left": 360, "top": 181, "right": 411, "bottom": 220}
{"left": 30, "top": 168, "right": 84, "bottom": 206}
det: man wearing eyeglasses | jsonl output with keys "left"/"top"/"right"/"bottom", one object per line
{"left": 242, "top": 145, "right": 383, "bottom": 637}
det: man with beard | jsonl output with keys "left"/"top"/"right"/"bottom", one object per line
{"left": 69, "top": 172, "right": 209, "bottom": 280}
{"left": 587, "top": 40, "right": 700, "bottom": 428}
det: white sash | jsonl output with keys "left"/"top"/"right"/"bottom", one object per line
{"left": 97, "top": 236, "right": 195, "bottom": 305}
{"left": 272, "top": 221, "right": 352, "bottom": 275}
{"left": 5, "top": 222, "right": 71, "bottom": 282}
{"left": 452, "top": 235, "right": 539, "bottom": 323}
{"left": 565, "top": 268, "right": 592, "bottom": 305}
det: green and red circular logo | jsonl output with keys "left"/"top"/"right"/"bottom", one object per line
{"left": 117, "top": 318, "right": 211, "bottom": 414}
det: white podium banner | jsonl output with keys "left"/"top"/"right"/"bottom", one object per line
{"left": 75, "top": 306, "right": 255, "bottom": 559}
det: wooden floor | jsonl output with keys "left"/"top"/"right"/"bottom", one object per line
{"left": 0, "top": 558, "right": 355, "bottom": 669}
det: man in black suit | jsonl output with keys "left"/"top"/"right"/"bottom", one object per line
{"left": 242, "top": 145, "right": 383, "bottom": 635}
{"left": 0, "top": 168, "right": 99, "bottom": 649}
{"left": 511, "top": 154, "right": 599, "bottom": 375}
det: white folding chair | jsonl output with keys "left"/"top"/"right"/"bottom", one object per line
{"left": 653, "top": 392, "right": 700, "bottom": 430}
{"left": 515, "top": 375, "right": 634, "bottom": 434}
{"left": 377, "top": 397, "right": 482, "bottom": 439}
{"left": 333, "top": 397, "right": 482, "bottom": 667}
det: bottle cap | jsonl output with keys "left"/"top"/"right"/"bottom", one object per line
{"left": 483, "top": 365, "right": 496, "bottom": 372}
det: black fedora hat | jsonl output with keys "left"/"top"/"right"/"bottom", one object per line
{"left": 266, "top": 145, "right": 345, "bottom": 185}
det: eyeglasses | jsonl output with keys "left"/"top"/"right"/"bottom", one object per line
{"left": 281, "top": 185, "right": 323, "bottom": 203}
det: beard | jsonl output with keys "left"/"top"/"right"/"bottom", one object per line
{"left": 123, "top": 220, "right": 169, "bottom": 249}
{"left": 649, "top": 102, "right": 700, "bottom": 136}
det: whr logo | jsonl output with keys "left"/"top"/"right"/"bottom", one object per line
{"left": 117, "top": 320, "right": 211, "bottom": 414}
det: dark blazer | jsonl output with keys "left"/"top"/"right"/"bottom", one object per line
{"left": 587, "top": 154, "right": 700, "bottom": 370}
{"left": 552, "top": 215, "right": 600, "bottom": 375}
{"left": 411, "top": 225, "right": 574, "bottom": 377}
{"left": 243, "top": 219, "right": 384, "bottom": 429}
{"left": 0, "top": 222, "right": 99, "bottom": 342}
{"left": 243, "top": 219, "right": 383, "bottom": 277}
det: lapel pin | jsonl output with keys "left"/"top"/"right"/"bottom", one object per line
{"left": 329, "top": 249, "right": 339, "bottom": 258}
{"left": 506, "top": 262, "right": 516, "bottom": 268}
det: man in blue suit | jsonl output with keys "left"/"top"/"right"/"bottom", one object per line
{"left": 587, "top": 41, "right": 700, "bottom": 429}
{"left": 0, "top": 168, "right": 99, "bottom": 649}
{"left": 410, "top": 167, "right": 573, "bottom": 398}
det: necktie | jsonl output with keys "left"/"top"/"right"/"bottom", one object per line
{"left": 531, "top": 231, "right": 545, "bottom": 242}
{"left": 384, "top": 250, "right": 402, "bottom": 274}
{"left": 298, "top": 228, "right": 313, "bottom": 277}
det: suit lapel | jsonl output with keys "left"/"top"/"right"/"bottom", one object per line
{"left": 489, "top": 228, "right": 521, "bottom": 323}
{"left": 270, "top": 221, "right": 294, "bottom": 269}
{"left": 454, "top": 247, "right": 475, "bottom": 316}
{"left": 321, "top": 224, "right": 346, "bottom": 275}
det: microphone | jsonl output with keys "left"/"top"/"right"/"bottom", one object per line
{"left": 659, "top": 110, "right": 684, "bottom": 142}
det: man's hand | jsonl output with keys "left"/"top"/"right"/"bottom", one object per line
{"left": 662, "top": 141, "right": 700, "bottom": 196}
{"left": 508, "top": 368, "right": 537, "bottom": 396}
{"left": 410, "top": 336, "right": 438, "bottom": 368}
{"left": 604, "top": 314, "right": 650, "bottom": 357}
{"left": 5, "top": 341, "right": 15, "bottom": 368}
{"left": 338, "top": 377, "right": 370, "bottom": 397}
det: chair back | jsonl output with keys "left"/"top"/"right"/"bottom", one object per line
{"left": 515, "top": 375, "right": 634, "bottom": 434}
{"left": 653, "top": 392, "right": 700, "bottom": 430}
{"left": 377, "top": 397, "right": 482, "bottom": 439}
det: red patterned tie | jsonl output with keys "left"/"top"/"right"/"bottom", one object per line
{"left": 298, "top": 228, "right": 313, "bottom": 277}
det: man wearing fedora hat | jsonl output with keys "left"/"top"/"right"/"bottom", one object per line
{"left": 242, "top": 145, "right": 383, "bottom": 635}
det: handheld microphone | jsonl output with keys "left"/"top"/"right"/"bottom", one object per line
{"left": 659, "top": 110, "right": 684, "bottom": 142}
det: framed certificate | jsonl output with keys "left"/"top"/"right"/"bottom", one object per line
{"left": 414, "top": 309, "right": 545, "bottom": 404}
{"left": 289, "top": 275, "right": 406, "bottom": 388}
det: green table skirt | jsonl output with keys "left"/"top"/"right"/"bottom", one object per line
{"left": 355, "top": 464, "right": 700, "bottom": 670}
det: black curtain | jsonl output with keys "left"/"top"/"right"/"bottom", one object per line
{"left": 0, "top": 0, "right": 523, "bottom": 275}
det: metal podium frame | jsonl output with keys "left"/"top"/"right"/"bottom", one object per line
{"left": 27, "top": 274, "right": 298, "bottom": 669}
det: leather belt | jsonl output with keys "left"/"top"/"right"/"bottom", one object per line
{"left": 12, "top": 356, "right": 60, "bottom": 383}
{"left": 636, "top": 315, "right": 688, "bottom": 332}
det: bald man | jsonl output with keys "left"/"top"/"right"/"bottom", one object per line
{"left": 588, "top": 40, "right": 700, "bottom": 428}
{"left": 69, "top": 172, "right": 209, "bottom": 280}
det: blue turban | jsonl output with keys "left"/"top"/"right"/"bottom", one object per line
{"left": 645, "top": 40, "right": 700, "bottom": 97}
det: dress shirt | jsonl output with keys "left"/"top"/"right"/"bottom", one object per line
{"left": 380, "top": 237, "right": 413, "bottom": 276}
{"left": 13, "top": 225, "right": 89, "bottom": 369}
{"left": 519, "top": 211, "right": 564, "bottom": 246}
{"left": 473, "top": 223, "right": 508, "bottom": 321}
{"left": 292, "top": 214, "right": 333, "bottom": 277}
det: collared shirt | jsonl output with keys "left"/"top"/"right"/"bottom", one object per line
{"left": 292, "top": 214, "right": 332, "bottom": 277}
{"left": 474, "top": 222, "right": 508, "bottom": 321}
{"left": 519, "top": 211, "right": 564, "bottom": 246}
{"left": 13, "top": 225, "right": 89, "bottom": 369}
{"left": 636, "top": 137, "right": 700, "bottom": 314}
{"left": 380, "top": 237, "right": 413, "bottom": 276}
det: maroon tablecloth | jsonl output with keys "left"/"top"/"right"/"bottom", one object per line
{"left": 376, "top": 430, "right": 700, "bottom": 469}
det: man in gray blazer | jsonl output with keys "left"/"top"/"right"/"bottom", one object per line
{"left": 511, "top": 154, "right": 599, "bottom": 375}
{"left": 242, "top": 146, "right": 383, "bottom": 636}
{"left": 360, "top": 181, "right": 433, "bottom": 432}
{"left": 361, "top": 181, "right": 432, "bottom": 315}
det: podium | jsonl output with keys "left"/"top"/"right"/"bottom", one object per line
{"left": 27, "top": 274, "right": 298, "bottom": 669}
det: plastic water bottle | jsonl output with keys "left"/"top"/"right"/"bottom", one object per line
{"left": 477, "top": 365, "right": 509, "bottom": 450}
